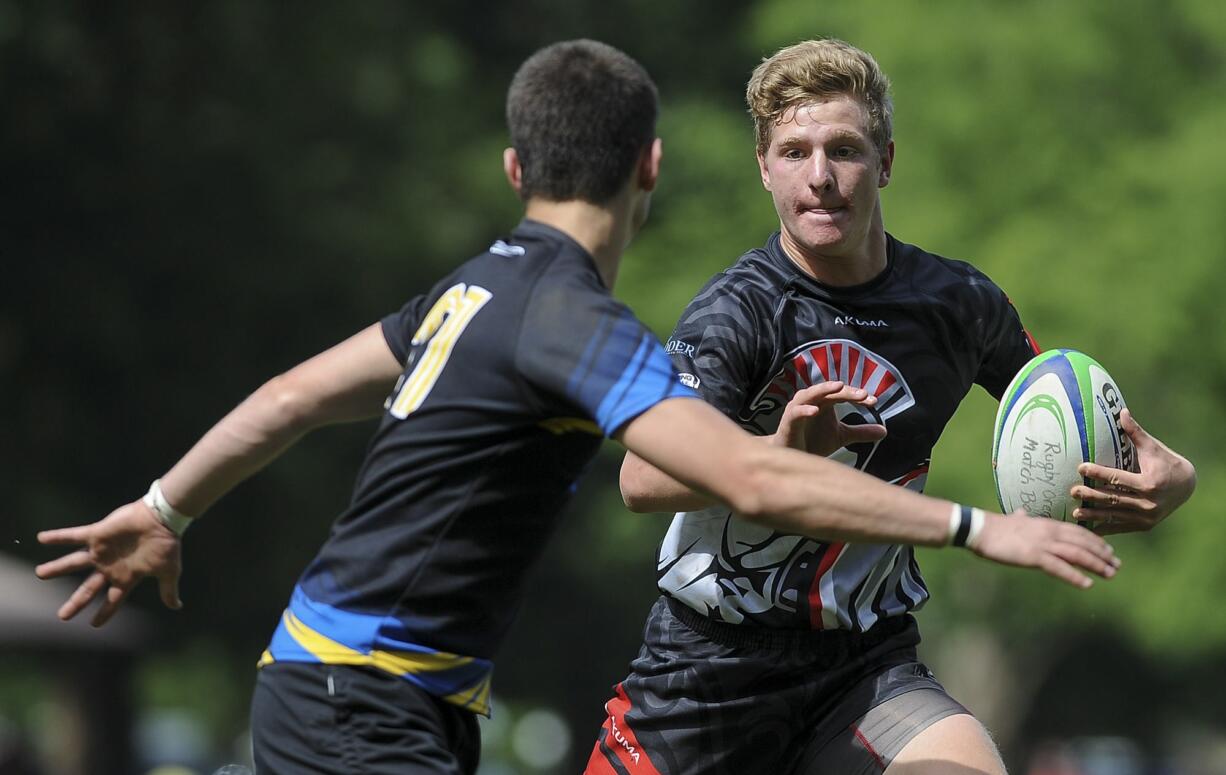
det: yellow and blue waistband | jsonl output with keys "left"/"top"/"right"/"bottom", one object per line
{"left": 259, "top": 586, "right": 492, "bottom": 716}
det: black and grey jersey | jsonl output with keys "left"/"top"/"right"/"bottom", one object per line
{"left": 658, "top": 231, "right": 1038, "bottom": 631}
{"left": 260, "top": 220, "right": 698, "bottom": 715}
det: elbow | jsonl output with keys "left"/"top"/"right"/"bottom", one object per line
{"left": 619, "top": 464, "right": 654, "bottom": 513}
{"left": 621, "top": 491, "right": 651, "bottom": 513}
{"left": 257, "top": 373, "right": 319, "bottom": 435}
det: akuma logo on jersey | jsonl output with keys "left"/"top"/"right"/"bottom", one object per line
{"left": 834, "top": 315, "right": 888, "bottom": 328}
{"left": 741, "top": 339, "right": 915, "bottom": 471}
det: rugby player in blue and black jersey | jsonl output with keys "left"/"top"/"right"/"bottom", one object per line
{"left": 586, "top": 39, "right": 1197, "bottom": 775}
{"left": 37, "top": 40, "right": 1132, "bottom": 774}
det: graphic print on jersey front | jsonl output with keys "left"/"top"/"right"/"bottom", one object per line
{"left": 656, "top": 232, "right": 1039, "bottom": 632}
{"left": 659, "top": 338, "right": 930, "bottom": 631}
{"left": 743, "top": 338, "right": 916, "bottom": 471}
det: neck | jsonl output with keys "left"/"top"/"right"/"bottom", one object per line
{"left": 523, "top": 199, "right": 633, "bottom": 289}
{"left": 780, "top": 205, "right": 889, "bottom": 286}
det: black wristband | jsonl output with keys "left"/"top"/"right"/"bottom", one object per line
{"left": 952, "top": 504, "right": 974, "bottom": 547}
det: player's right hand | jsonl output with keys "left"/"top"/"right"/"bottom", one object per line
{"left": 970, "top": 511, "right": 1121, "bottom": 589}
{"left": 771, "top": 381, "right": 888, "bottom": 456}
{"left": 35, "top": 500, "right": 183, "bottom": 627}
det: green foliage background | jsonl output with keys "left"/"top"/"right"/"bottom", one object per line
{"left": 3, "top": 0, "right": 1223, "bottom": 771}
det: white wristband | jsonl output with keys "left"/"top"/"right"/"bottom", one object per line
{"left": 143, "top": 479, "right": 194, "bottom": 537}
{"left": 948, "top": 503, "right": 985, "bottom": 549}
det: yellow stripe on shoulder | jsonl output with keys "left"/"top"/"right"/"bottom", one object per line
{"left": 538, "top": 417, "right": 602, "bottom": 436}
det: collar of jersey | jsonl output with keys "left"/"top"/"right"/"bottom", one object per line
{"left": 511, "top": 219, "right": 607, "bottom": 288}
{"left": 512, "top": 219, "right": 593, "bottom": 258}
{"left": 763, "top": 231, "right": 899, "bottom": 299}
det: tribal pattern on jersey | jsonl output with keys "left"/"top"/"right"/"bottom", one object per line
{"left": 260, "top": 220, "right": 698, "bottom": 714}
{"left": 658, "top": 232, "right": 1038, "bottom": 631}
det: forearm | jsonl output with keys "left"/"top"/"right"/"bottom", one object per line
{"left": 620, "top": 399, "right": 958, "bottom": 546}
{"left": 737, "top": 444, "right": 952, "bottom": 546}
{"left": 159, "top": 376, "right": 319, "bottom": 516}
{"left": 156, "top": 323, "right": 401, "bottom": 516}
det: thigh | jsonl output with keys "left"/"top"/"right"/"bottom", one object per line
{"left": 796, "top": 686, "right": 971, "bottom": 775}
{"left": 252, "top": 663, "right": 480, "bottom": 775}
{"left": 885, "top": 712, "right": 1006, "bottom": 775}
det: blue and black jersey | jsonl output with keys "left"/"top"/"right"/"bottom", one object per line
{"left": 260, "top": 220, "right": 697, "bottom": 715}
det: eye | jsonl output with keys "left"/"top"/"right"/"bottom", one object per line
{"left": 782, "top": 147, "right": 806, "bottom": 160}
{"left": 832, "top": 145, "right": 859, "bottom": 159}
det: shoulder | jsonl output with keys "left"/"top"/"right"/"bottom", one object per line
{"left": 680, "top": 247, "right": 786, "bottom": 325}
{"left": 891, "top": 236, "right": 1011, "bottom": 309}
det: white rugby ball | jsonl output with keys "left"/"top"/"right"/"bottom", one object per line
{"left": 992, "top": 349, "right": 1138, "bottom": 520}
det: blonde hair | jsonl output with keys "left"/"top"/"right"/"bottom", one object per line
{"left": 746, "top": 39, "right": 893, "bottom": 157}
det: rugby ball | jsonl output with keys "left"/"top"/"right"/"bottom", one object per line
{"left": 992, "top": 349, "right": 1138, "bottom": 520}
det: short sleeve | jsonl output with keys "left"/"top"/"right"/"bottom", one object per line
{"left": 380, "top": 294, "right": 431, "bottom": 364}
{"left": 663, "top": 274, "right": 766, "bottom": 418}
{"left": 517, "top": 277, "right": 698, "bottom": 437}
{"left": 975, "top": 286, "right": 1041, "bottom": 399}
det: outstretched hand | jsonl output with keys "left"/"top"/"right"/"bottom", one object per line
{"left": 1070, "top": 409, "right": 1196, "bottom": 535}
{"left": 36, "top": 501, "right": 183, "bottom": 627}
{"left": 972, "top": 510, "right": 1121, "bottom": 589}
{"left": 771, "top": 381, "right": 888, "bottom": 456}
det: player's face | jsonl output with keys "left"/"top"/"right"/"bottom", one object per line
{"left": 757, "top": 97, "right": 892, "bottom": 268}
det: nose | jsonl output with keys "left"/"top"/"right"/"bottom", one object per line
{"left": 808, "top": 151, "right": 835, "bottom": 194}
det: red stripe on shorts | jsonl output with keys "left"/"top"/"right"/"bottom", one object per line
{"left": 583, "top": 683, "right": 663, "bottom": 775}
{"left": 853, "top": 725, "right": 887, "bottom": 771}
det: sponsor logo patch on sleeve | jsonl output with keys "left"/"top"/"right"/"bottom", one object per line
{"left": 665, "top": 338, "right": 696, "bottom": 357}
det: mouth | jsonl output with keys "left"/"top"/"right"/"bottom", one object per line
{"left": 797, "top": 204, "right": 847, "bottom": 220}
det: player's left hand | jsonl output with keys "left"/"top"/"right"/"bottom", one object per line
{"left": 1070, "top": 409, "right": 1196, "bottom": 535}
{"left": 35, "top": 500, "right": 184, "bottom": 627}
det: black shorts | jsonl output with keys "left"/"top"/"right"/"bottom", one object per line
{"left": 251, "top": 662, "right": 480, "bottom": 775}
{"left": 585, "top": 596, "right": 966, "bottom": 775}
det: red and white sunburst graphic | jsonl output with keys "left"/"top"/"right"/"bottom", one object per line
{"left": 742, "top": 339, "right": 915, "bottom": 470}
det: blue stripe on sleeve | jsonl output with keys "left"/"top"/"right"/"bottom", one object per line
{"left": 567, "top": 310, "right": 699, "bottom": 436}
{"left": 594, "top": 332, "right": 699, "bottom": 435}
{"left": 565, "top": 312, "right": 618, "bottom": 401}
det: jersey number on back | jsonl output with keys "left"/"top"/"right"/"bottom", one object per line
{"left": 389, "top": 283, "right": 493, "bottom": 419}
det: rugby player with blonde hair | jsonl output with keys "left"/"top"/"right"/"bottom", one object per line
{"left": 585, "top": 39, "right": 1195, "bottom": 775}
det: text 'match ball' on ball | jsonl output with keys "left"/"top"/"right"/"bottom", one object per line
{"left": 992, "top": 349, "right": 1138, "bottom": 520}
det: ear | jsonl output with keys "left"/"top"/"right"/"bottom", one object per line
{"left": 757, "top": 148, "right": 772, "bottom": 192}
{"left": 637, "top": 138, "right": 663, "bottom": 192}
{"left": 503, "top": 147, "right": 523, "bottom": 197}
{"left": 878, "top": 140, "right": 895, "bottom": 188}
